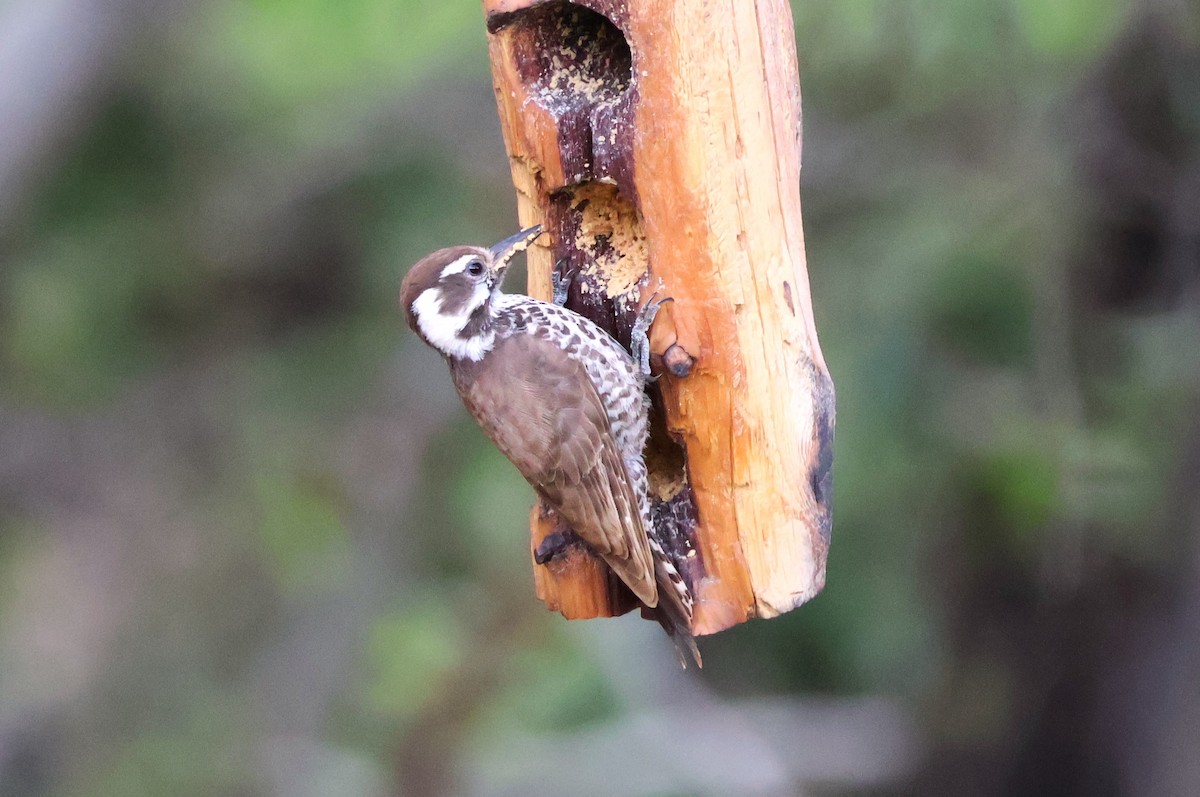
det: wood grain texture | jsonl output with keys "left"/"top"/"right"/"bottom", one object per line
{"left": 483, "top": 0, "right": 834, "bottom": 635}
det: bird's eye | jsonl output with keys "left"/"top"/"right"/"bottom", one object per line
{"left": 466, "top": 260, "right": 485, "bottom": 277}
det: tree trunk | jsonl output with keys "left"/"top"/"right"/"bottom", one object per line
{"left": 482, "top": 0, "right": 834, "bottom": 635}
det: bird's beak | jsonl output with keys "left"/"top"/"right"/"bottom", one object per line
{"left": 488, "top": 224, "right": 543, "bottom": 281}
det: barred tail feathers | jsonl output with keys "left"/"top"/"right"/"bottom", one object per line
{"left": 647, "top": 535, "right": 701, "bottom": 668}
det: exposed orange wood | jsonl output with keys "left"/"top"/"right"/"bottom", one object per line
{"left": 484, "top": 0, "right": 834, "bottom": 635}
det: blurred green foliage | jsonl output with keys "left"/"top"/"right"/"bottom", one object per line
{"left": 3, "top": 0, "right": 1199, "bottom": 794}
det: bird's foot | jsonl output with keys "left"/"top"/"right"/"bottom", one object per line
{"left": 551, "top": 262, "right": 576, "bottom": 307}
{"left": 631, "top": 292, "right": 673, "bottom": 381}
{"left": 534, "top": 529, "right": 582, "bottom": 565}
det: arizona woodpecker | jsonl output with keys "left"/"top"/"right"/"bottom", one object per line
{"left": 400, "top": 225, "right": 699, "bottom": 665}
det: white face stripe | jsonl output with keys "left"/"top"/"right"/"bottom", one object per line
{"left": 440, "top": 253, "right": 481, "bottom": 278}
{"left": 412, "top": 285, "right": 495, "bottom": 362}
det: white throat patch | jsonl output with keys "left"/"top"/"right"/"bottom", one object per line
{"left": 412, "top": 285, "right": 495, "bottom": 361}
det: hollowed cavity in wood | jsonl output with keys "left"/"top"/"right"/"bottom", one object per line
{"left": 503, "top": 3, "right": 632, "bottom": 115}
{"left": 548, "top": 182, "right": 646, "bottom": 337}
{"left": 491, "top": 2, "right": 638, "bottom": 190}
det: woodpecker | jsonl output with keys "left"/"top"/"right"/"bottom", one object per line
{"left": 400, "top": 225, "right": 699, "bottom": 666}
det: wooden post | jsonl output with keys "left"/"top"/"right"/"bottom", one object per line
{"left": 483, "top": 0, "right": 834, "bottom": 636}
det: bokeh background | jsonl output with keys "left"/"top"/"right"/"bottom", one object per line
{"left": 2, "top": 0, "right": 1199, "bottom": 795}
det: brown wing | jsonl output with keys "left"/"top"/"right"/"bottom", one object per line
{"left": 451, "top": 333, "right": 658, "bottom": 607}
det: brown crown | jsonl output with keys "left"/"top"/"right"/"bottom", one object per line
{"left": 398, "top": 245, "right": 488, "bottom": 336}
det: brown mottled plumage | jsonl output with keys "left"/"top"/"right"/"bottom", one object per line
{"left": 451, "top": 333, "right": 658, "bottom": 606}
{"left": 399, "top": 226, "right": 699, "bottom": 666}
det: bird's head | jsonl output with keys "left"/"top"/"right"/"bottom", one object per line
{"left": 400, "top": 225, "right": 542, "bottom": 361}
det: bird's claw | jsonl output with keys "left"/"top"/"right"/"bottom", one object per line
{"left": 632, "top": 291, "right": 673, "bottom": 382}
{"left": 552, "top": 263, "right": 576, "bottom": 307}
{"left": 534, "top": 529, "right": 580, "bottom": 564}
